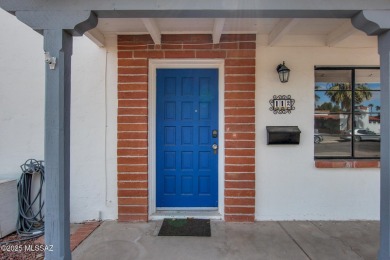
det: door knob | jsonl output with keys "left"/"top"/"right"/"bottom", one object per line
{"left": 212, "top": 143, "right": 218, "bottom": 154}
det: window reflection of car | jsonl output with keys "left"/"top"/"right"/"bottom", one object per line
{"left": 341, "top": 129, "right": 380, "bottom": 142}
{"left": 314, "top": 129, "right": 323, "bottom": 143}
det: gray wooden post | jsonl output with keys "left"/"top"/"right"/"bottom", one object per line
{"left": 43, "top": 29, "right": 73, "bottom": 260}
{"left": 11, "top": 11, "right": 97, "bottom": 260}
{"left": 351, "top": 11, "right": 390, "bottom": 259}
{"left": 379, "top": 30, "right": 390, "bottom": 260}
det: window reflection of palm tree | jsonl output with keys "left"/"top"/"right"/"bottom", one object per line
{"left": 375, "top": 105, "right": 381, "bottom": 120}
{"left": 376, "top": 105, "right": 381, "bottom": 115}
{"left": 368, "top": 103, "right": 374, "bottom": 113}
{"left": 325, "top": 83, "right": 372, "bottom": 131}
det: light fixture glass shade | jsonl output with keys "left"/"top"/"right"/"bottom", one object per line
{"left": 276, "top": 61, "right": 290, "bottom": 83}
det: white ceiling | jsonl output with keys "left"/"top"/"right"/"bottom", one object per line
{"left": 87, "top": 18, "right": 377, "bottom": 48}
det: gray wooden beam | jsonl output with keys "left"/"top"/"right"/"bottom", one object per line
{"left": 1, "top": 0, "right": 390, "bottom": 19}
{"left": 379, "top": 30, "right": 390, "bottom": 260}
{"left": 352, "top": 10, "right": 390, "bottom": 36}
{"left": 43, "top": 29, "right": 73, "bottom": 260}
{"left": 1, "top": 0, "right": 390, "bottom": 13}
{"left": 15, "top": 11, "right": 97, "bottom": 36}
{"left": 91, "top": 10, "right": 363, "bottom": 19}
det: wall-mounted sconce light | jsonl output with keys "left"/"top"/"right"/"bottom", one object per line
{"left": 276, "top": 61, "right": 290, "bottom": 83}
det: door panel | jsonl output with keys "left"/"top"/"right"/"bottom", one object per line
{"left": 156, "top": 69, "right": 218, "bottom": 207}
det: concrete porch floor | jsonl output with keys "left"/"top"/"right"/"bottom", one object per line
{"left": 72, "top": 220, "right": 379, "bottom": 260}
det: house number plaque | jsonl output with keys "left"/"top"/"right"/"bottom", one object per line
{"left": 269, "top": 95, "right": 295, "bottom": 114}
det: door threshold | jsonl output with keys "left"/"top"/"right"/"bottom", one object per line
{"left": 150, "top": 210, "right": 223, "bottom": 220}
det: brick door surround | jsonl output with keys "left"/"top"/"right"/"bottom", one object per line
{"left": 117, "top": 34, "right": 256, "bottom": 222}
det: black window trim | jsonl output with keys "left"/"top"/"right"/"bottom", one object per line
{"left": 314, "top": 66, "right": 380, "bottom": 160}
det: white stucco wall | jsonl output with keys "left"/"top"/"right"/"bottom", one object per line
{"left": 0, "top": 10, "right": 118, "bottom": 222}
{"left": 0, "top": 10, "right": 44, "bottom": 178}
{"left": 255, "top": 45, "right": 380, "bottom": 220}
{"left": 0, "top": 8, "right": 381, "bottom": 222}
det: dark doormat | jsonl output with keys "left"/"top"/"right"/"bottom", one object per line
{"left": 158, "top": 218, "right": 211, "bottom": 237}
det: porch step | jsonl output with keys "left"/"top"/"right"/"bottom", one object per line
{"left": 150, "top": 210, "right": 222, "bottom": 220}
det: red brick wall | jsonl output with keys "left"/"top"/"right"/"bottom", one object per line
{"left": 117, "top": 34, "right": 256, "bottom": 222}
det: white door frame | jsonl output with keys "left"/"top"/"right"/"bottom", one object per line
{"left": 148, "top": 59, "right": 225, "bottom": 218}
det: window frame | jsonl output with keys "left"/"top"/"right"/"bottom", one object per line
{"left": 314, "top": 66, "right": 381, "bottom": 160}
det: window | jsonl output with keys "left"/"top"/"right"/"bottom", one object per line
{"left": 314, "top": 67, "right": 380, "bottom": 159}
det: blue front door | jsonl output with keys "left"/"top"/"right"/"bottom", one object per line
{"left": 156, "top": 69, "right": 218, "bottom": 207}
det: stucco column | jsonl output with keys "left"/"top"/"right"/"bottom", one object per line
{"left": 43, "top": 29, "right": 73, "bottom": 260}
{"left": 379, "top": 29, "right": 390, "bottom": 260}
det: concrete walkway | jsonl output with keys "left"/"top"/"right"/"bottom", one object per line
{"left": 72, "top": 220, "right": 379, "bottom": 260}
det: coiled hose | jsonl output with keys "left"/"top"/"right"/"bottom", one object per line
{"left": 16, "top": 159, "right": 45, "bottom": 238}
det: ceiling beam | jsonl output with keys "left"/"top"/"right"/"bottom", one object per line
{"left": 326, "top": 21, "right": 356, "bottom": 47}
{"left": 84, "top": 28, "right": 105, "bottom": 47}
{"left": 141, "top": 18, "right": 161, "bottom": 44}
{"left": 212, "top": 18, "right": 225, "bottom": 44}
{"left": 268, "top": 18, "right": 298, "bottom": 46}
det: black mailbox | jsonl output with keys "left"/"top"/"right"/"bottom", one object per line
{"left": 266, "top": 126, "right": 301, "bottom": 145}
